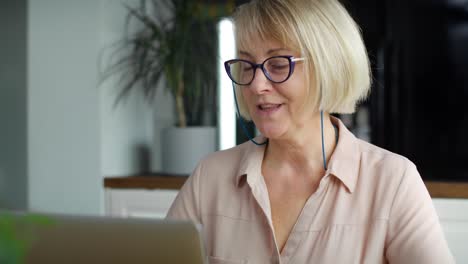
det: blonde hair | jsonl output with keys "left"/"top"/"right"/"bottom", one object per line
{"left": 232, "top": 0, "right": 371, "bottom": 119}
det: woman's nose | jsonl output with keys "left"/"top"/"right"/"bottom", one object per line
{"left": 248, "top": 68, "right": 272, "bottom": 94}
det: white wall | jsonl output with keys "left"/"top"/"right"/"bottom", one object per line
{"left": 98, "top": 0, "right": 174, "bottom": 176}
{"left": 0, "top": 0, "right": 174, "bottom": 215}
{"left": 27, "top": 0, "right": 102, "bottom": 215}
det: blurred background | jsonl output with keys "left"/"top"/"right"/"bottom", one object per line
{"left": 1, "top": 0, "right": 467, "bottom": 214}
{"left": 342, "top": 0, "right": 468, "bottom": 182}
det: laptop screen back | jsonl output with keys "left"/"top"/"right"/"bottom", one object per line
{"left": 2, "top": 212, "right": 206, "bottom": 264}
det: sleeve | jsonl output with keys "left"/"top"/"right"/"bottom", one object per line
{"left": 385, "top": 161, "right": 455, "bottom": 264}
{"left": 165, "top": 161, "right": 203, "bottom": 223}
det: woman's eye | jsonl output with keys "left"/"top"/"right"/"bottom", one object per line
{"left": 243, "top": 66, "right": 253, "bottom": 71}
{"left": 270, "top": 64, "right": 289, "bottom": 71}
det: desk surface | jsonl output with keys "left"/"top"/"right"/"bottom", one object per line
{"left": 104, "top": 174, "right": 468, "bottom": 199}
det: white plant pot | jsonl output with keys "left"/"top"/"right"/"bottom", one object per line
{"left": 161, "top": 126, "right": 216, "bottom": 175}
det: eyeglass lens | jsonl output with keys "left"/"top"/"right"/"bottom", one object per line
{"left": 228, "top": 57, "right": 291, "bottom": 85}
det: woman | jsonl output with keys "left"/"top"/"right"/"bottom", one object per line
{"left": 167, "top": 0, "right": 454, "bottom": 263}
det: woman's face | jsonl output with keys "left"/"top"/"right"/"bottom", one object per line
{"left": 239, "top": 38, "right": 316, "bottom": 140}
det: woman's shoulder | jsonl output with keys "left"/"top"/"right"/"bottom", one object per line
{"left": 356, "top": 138, "right": 414, "bottom": 170}
{"left": 202, "top": 140, "right": 251, "bottom": 164}
{"left": 351, "top": 139, "right": 426, "bottom": 217}
{"left": 351, "top": 138, "right": 421, "bottom": 195}
{"left": 193, "top": 140, "right": 254, "bottom": 179}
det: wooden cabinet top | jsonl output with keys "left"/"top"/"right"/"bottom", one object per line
{"left": 104, "top": 174, "right": 188, "bottom": 190}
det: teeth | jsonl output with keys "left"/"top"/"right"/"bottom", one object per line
{"left": 260, "top": 104, "right": 279, "bottom": 110}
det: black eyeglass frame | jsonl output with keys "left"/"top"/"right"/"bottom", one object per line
{"left": 224, "top": 55, "right": 305, "bottom": 86}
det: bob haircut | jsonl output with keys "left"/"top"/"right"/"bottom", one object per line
{"left": 231, "top": 0, "right": 371, "bottom": 119}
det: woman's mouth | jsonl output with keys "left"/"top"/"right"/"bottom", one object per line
{"left": 257, "top": 103, "right": 283, "bottom": 115}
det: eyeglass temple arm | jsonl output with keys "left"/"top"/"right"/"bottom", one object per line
{"left": 291, "top": 57, "right": 306, "bottom": 62}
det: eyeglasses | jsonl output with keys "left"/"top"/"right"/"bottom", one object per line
{"left": 224, "top": 55, "right": 305, "bottom": 86}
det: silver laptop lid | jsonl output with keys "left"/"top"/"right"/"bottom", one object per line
{"left": 1, "top": 211, "right": 206, "bottom": 264}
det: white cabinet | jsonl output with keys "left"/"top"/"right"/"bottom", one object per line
{"left": 105, "top": 189, "right": 178, "bottom": 219}
{"left": 433, "top": 198, "right": 468, "bottom": 263}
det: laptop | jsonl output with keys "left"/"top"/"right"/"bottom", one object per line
{"left": 1, "top": 211, "right": 206, "bottom": 264}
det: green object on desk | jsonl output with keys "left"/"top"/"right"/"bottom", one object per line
{"left": 0, "top": 212, "right": 54, "bottom": 264}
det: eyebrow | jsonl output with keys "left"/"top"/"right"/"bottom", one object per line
{"left": 238, "top": 48, "right": 290, "bottom": 57}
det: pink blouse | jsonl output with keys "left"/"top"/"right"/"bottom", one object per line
{"left": 167, "top": 117, "right": 454, "bottom": 264}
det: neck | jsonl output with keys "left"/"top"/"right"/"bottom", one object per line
{"left": 263, "top": 113, "right": 337, "bottom": 177}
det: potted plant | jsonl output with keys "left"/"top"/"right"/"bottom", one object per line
{"left": 105, "top": 0, "right": 233, "bottom": 174}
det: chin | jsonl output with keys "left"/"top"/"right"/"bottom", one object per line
{"left": 256, "top": 123, "right": 288, "bottom": 139}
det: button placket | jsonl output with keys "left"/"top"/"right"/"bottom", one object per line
{"left": 279, "top": 175, "right": 332, "bottom": 262}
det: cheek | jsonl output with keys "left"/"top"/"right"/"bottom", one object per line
{"left": 238, "top": 89, "right": 256, "bottom": 117}
{"left": 240, "top": 89, "right": 254, "bottom": 107}
{"left": 283, "top": 82, "right": 312, "bottom": 116}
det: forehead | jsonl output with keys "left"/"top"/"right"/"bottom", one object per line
{"left": 237, "top": 37, "right": 295, "bottom": 59}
